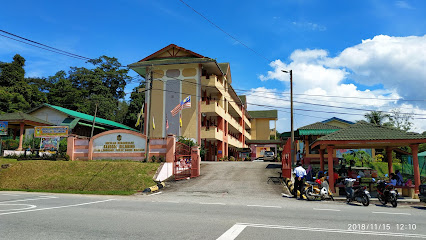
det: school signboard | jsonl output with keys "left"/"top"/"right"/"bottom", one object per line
{"left": 34, "top": 126, "right": 69, "bottom": 138}
{"left": 0, "top": 121, "right": 7, "bottom": 136}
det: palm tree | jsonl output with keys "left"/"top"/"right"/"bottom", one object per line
{"left": 364, "top": 111, "right": 391, "bottom": 126}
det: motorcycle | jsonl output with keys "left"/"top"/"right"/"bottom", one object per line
{"left": 376, "top": 180, "right": 398, "bottom": 208}
{"left": 304, "top": 179, "right": 334, "bottom": 201}
{"left": 345, "top": 178, "right": 370, "bottom": 206}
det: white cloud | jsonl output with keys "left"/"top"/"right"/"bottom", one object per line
{"left": 292, "top": 21, "right": 327, "bottom": 31}
{"left": 256, "top": 35, "right": 426, "bottom": 133}
{"left": 395, "top": 1, "right": 414, "bottom": 9}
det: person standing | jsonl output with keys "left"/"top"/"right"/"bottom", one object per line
{"left": 293, "top": 162, "right": 307, "bottom": 199}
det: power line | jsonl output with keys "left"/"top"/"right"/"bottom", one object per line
{"left": 177, "top": 0, "right": 272, "bottom": 63}
{"left": 0, "top": 30, "right": 92, "bottom": 61}
{"left": 149, "top": 72, "right": 426, "bottom": 116}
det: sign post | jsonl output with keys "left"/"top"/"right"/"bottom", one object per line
{"left": 0, "top": 121, "right": 7, "bottom": 156}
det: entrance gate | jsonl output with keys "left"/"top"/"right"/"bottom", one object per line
{"left": 174, "top": 142, "right": 192, "bottom": 180}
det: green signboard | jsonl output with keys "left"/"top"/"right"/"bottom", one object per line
{"left": 0, "top": 121, "right": 7, "bottom": 136}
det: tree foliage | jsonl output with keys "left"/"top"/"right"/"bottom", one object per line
{"left": 364, "top": 109, "right": 413, "bottom": 132}
{"left": 47, "top": 56, "right": 132, "bottom": 122}
{"left": 0, "top": 54, "right": 47, "bottom": 113}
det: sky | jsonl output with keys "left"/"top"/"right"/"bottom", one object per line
{"left": 1, "top": 0, "right": 426, "bottom": 133}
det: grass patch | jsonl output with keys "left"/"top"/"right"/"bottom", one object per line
{"left": 0, "top": 158, "right": 160, "bottom": 195}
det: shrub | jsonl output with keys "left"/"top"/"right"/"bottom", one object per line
{"left": 151, "top": 155, "right": 156, "bottom": 163}
{"left": 4, "top": 139, "right": 19, "bottom": 150}
{"left": 159, "top": 157, "right": 165, "bottom": 162}
{"left": 229, "top": 156, "right": 235, "bottom": 161}
{"left": 59, "top": 138, "right": 67, "bottom": 153}
{"left": 374, "top": 154, "right": 384, "bottom": 162}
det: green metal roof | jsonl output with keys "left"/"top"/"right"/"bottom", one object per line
{"left": 297, "top": 122, "right": 341, "bottom": 136}
{"left": 248, "top": 110, "right": 278, "bottom": 119}
{"left": 316, "top": 121, "right": 426, "bottom": 141}
{"left": 418, "top": 151, "right": 426, "bottom": 157}
{"left": 239, "top": 95, "right": 247, "bottom": 106}
{"left": 299, "top": 129, "right": 340, "bottom": 136}
{"left": 0, "top": 112, "right": 53, "bottom": 125}
{"left": 41, "top": 104, "right": 137, "bottom": 131}
{"left": 218, "top": 63, "right": 229, "bottom": 75}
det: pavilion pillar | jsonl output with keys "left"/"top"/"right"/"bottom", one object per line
{"left": 386, "top": 147, "right": 393, "bottom": 175}
{"left": 319, "top": 149, "right": 325, "bottom": 171}
{"left": 327, "top": 145, "right": 335, "bottom": 193}
{"left": 410, "top": 144, "right": 420, "bottom": 194}
{"left": 17, "top": 122, "right": 25, "bottom": 151}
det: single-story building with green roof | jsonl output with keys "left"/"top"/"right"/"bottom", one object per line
{"left": 0, "top": 112, "right": 53, "bottom": 151}
{"left": 27, "top": 103, "right": 137, "bottom": 137}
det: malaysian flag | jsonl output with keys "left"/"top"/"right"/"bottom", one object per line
{"left": 171, "top": 96, "right": 191, "bottom": 116}
{"left": 182, "top": 96, "right": 191, "bottom": 109}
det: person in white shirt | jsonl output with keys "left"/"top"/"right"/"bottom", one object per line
{"left": 293, "top": 162, "right": 307, "bottom": 199}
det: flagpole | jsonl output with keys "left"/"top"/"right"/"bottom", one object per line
{"left": 145, "top": 67, "right": 153, "bottom": 161}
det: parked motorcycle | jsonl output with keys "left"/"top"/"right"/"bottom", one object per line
{"left": 345, "top": 178, "right": 370, "bottom": 206}
{"left": 376, "top": 180, "right": 398, "bottom": 208}
{"left": 305, "top": 179, "right": 334, "bottom": 201}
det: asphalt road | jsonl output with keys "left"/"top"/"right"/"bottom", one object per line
{"left": 1, "top": 162, "right": 425, "bottom": 239}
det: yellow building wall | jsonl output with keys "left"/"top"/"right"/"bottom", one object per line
{"left": 254, "top": 119, "right": 270, "bottom": 140}
{"left": 256, "top": 146, "right": 270, "bottom": 157}
{"left": 250, "top": 119, "right": 257, "bottom": 140}
{"left": 150, "top": 80, "right": 164, "bottom": 138}
{"left": 181, "top": 77, "right": 197, "bottom": 139}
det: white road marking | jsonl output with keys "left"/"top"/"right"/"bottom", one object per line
{"left": 199, "top": 202, "right": 226, "bottom": 205}
{"left": 372, "top": 211, "right": 411, "bottom": 215}
{"left": 218, "top": 223, "right": 426, "bottom": 240}
{"left": 313, "top": 208, "right": 341, "bottom": 212}
{"left": 247, "top": 205, "right": 281, "bottom": 208}
{"left": 0, "top": 204, "right": 37, "bottom": 211}
{"left": 2, "top": 194, "right": 20, "bottom": 197}
{"left": 0, "top": 199, "right": 115, "bottom": 216}
{"left": 217, "top": 224, "right": 247, "bottom": 240}
{"left": 164, "top": 201, "right": 180, "bottom": 204}
{"left": 0, "top": 196, "right": 57, "bottom": 204}
{"left": 148, "top": 192, "right": 162, "bottom": 196}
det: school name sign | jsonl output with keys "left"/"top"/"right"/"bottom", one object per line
{"left": 92, "top": 132, "right": 145, "bottom": 153}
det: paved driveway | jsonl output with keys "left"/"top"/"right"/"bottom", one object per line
{"left": 165, "top": 161, "right": 284, "bottom": 200}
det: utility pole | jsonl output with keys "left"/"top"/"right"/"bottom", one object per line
{"left": 145, "top": 67, "right": 153, "bottom": 161}
{"left": 282, "top": 70, "right": 295, "bottom": 166}
{"left": 90, "top": 103, "right": 98, "bottom": 138}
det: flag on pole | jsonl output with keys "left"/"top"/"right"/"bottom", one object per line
{"left": 171, "top": 95, "right": 191, "bottom": 116}
{"left": 135, "top": 104, "right": 144, "bottom": 127}
{"left": 152, "top": 116, "right": 155, "bottom": 130}
{"left": 182, "top": 95, "right": 191, "bottom": 109}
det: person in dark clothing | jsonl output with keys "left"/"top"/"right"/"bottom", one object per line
{"left": 293, "top": 162, "right": 307, "bottom": 199}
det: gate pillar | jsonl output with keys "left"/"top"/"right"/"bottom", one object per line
{"left": 191, "top": 146, "right": 200, "bottom": 177}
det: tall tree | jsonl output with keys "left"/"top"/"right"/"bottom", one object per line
{"left": 0, "top": 54, "right": 47, "bottom": 113}
{"left": 388, "top": 109, "right": 413, "bottom": 132}
{"left": 47, "top": 56, "right": 131, "bottom": 121}
{"left": 124, "top": 84, "right": 145, "bottom": 128}
{"left": 364, "top": 111, "right": 391, "bottom": 126}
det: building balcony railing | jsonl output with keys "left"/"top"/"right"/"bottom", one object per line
{"left": 244, "top": 130, "right": 252, "bottom": 140}
{"left": 201, "top": 126, "right": 223, "bottom": 141}
{"left": 227, "top": 134, "right": 242, "bottom": 149}
{"left": 244, "top": 116, "right": 251, "bottom": 129}
{"left": 201, "top": 75, "right": 243, "bottom": 119}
